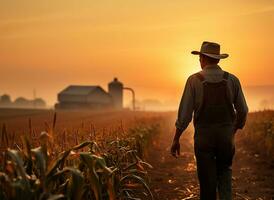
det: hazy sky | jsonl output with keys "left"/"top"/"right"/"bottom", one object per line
{"left": 0, "top": 0, "right": 273, "bottom": 107}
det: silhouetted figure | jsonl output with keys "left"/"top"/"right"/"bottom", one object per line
{"left": 171, "top": 41, "right": 248, "bottom": 200}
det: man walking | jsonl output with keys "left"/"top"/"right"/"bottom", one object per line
{"left": 170, "top": 41, "right": 248, "bottom": 200}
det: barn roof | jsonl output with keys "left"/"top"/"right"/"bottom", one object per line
{"left": 59, "top": 85, "right": 107, "bottom": 96}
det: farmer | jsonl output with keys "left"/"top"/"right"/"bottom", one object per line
{"left": 170, "top": 41, "right": 248, "bottom": 200}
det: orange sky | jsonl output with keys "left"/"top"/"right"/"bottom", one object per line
{"left": 0, "top": 0, "right": 273, "bottom": 108}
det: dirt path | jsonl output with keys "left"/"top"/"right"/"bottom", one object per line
{"left": 147, "top": 115, "right": 274, "bottom": 200}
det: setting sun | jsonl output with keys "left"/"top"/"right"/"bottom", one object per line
{"left": 0, "top": 0, "right": 273, "bottom": 110}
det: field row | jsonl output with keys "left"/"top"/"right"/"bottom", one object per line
{"left": 0, "top": 110, "right": 169, "bottom": 200}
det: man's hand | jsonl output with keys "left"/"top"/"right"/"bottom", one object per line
{"left": 170, "top": 139, "right": 180, "bottom": 158}
{"left": 171, "top": 128, "right": 183, "bottom": 158}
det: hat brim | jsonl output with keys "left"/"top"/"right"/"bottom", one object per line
{"left": 191, "top": 51, "right": 229, "bottom": 59}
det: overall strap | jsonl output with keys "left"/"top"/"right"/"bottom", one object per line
{"left": 223, "top": 71, "right": 229, "bottom": 80}
{"left": 195, "top": 72, "right": 205, "bottom": 82}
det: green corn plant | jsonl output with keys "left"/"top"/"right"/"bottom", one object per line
{"left": 0, "top": 120, "right": 158, "bottom": 200}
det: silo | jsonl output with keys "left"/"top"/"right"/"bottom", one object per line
{"left": 108, "top": 78, "right": 123, "bottom": 109}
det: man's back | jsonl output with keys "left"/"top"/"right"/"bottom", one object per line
{"left": 175, "top": 64, "right": 248, "bottom": 132}
{"left": 195, "top": 70, "right": 235, "bottom": 126}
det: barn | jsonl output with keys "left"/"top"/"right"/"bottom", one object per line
{"left": 55, "top": 78, "right": 124, "bottom": 110}
{"left": 56, "top": 85, "right": 113, "bottom": 109}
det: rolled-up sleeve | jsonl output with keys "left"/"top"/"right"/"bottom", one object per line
{"left": 233, "top": 77, "right": 248, "bottom": 129}
{"left": 175, "top": 76, "right": 195, "bottom": 132}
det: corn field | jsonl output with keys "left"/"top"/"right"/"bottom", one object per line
{"left": 0, "top": 112, "right": 161, "bottom": 200}
{"left": 240, "top": 110, "right": 274, "bottom": 159}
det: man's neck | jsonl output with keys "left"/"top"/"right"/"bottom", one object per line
{"left": 203, "top": 64, "right": 220, "bottom": 69}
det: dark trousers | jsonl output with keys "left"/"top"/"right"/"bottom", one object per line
{"left": 194, "top": 125, "right": 235, "bottom": 200}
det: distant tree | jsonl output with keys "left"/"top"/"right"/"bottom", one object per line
{"left": 32, "top": 98, "right": 46, "bottom": 108}
{"left": 0, "top": 94, "right": 12, "bottom": 107}
{"left": 14, "top": 97, "right": 30, "bottom": 107}
{"left": 1, "top": 95, "right": 46, "bottom": 109}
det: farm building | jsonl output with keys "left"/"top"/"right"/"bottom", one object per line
{"left": 55, "top": 78, "right": 124, "bottom": 110}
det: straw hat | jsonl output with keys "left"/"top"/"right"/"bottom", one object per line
{"left": 191, "top": 41, "right": 229, "bottom": 59}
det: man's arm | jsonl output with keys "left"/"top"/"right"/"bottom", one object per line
{"left": 174, "top": 76, "right": 195, "bottom": 140}
{"left": 233, "top": 77, "right": 248, "bottom": 131}
{"left": 171, "top": 76, "right": 194, "bottom": 157}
